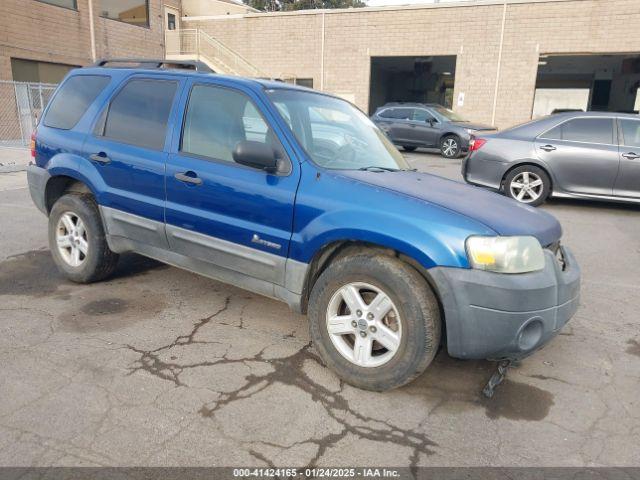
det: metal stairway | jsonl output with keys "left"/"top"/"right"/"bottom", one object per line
{"left": 165, "top": 28, "right": 265, "bottom": 77}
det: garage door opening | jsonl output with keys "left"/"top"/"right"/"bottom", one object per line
{"left": 369, "top": 56, "right": 457, "bottom": 115}
{"left": 533, "top": 53, "right": 640, "bottom": 117}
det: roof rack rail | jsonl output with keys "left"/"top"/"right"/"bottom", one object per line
{"left": 90, "top": 58, "right": 214, "bottom": 73}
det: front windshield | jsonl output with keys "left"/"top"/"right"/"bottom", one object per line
{"left": 431, "top": 105, "right": 467, "bottom": 122}
{"left": 266, "top": 89, "right": 410, "bottom": 171}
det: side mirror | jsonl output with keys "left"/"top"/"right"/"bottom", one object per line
{"left": 427, "top": 118, "right": 437, "bottom": 126}
{"left": 233, "top": 140, "right": 278, "bottom": 172}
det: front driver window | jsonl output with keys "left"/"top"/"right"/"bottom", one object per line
{"left": 412, "top": 109, "right": 434, "bottom": 122}
{"left": 181, "top": 84, "right": 283, "bottom": 167}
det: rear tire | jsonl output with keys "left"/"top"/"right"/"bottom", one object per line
{"left": 48, "top": 193, "right": 119, "bottom": 283}
{"left": 503, "top": 165, "right": 551, "bottom": 207}
{"left": 440, "top": 135, "right": 461, "bottom": 158}
{"left": 308, "top": 253, "right": 441, "bottom": 391}
{"left": 402, "top": 146, "right": 417, "bottom": 152}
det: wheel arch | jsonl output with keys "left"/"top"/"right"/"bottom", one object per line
{"left": 438, "top": 131, "right": 460, "bottom": 144}
{"left": 299, "top": 240, "right": 447, "bottom": 345}
{"left": 44, "top": 175, "right": 94, "bottom": 214}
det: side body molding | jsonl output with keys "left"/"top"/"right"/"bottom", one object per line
{"left": 100, "top": 206, "right": 308, "bottom": 311}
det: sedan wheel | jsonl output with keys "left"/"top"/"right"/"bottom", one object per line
{"left": 509, "top": 171, "right": 544, "bottom": 204}
{"left": 503, "top": 165, "right": 551, "bottom": 207}
{"left": 326, "top": 282, "right": 402, "bottom": 368}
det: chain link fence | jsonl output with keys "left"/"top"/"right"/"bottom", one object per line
{"left": 0, "top": 81, "right": 57, "bottom": 148}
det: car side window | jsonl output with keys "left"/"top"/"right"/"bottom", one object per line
{"left": 412, "top": 109, "right": 434, "bottom": 122}
{"left": 395, "top": 108, "right": 413, "bottom": 120}
{"left": 540, "top": 123, "right": 563, "bottom": 140}
{"left": 181, "top": 84, "right": 285, "bottom": 168}
{"left": 379, "top": 108, "right": 412, "bottom": 120}
{"left": 620, "top": 119, "right": 640, "bottom": 147}
{"left": 44, "top": 75, "right": 110, "bottom": 130}
{"left": 378, "top": 108, "right": 396, "bottom": 119}
{"left": 544, "top": 118, "right": 614, "bottom": 144}
{"left": 100, "top": 78, "right": 178, "bottom": 150}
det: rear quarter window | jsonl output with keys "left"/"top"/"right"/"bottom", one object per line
{"left": 44, "top": 75, "right": 110, "bottom": 130}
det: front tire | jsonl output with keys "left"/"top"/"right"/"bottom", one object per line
{"left": 49, "top": 193, "right": 119, "bottom": 283}
{"left": 503, "top": 165, "right": 551, "bottom": 206}
{"left": 440, "top": 135, "right": 461, "bottom": 158}
{"left": 308, "top": 253, "right": 441, "bottom": 391}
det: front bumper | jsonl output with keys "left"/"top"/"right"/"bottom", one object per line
{"left": 429, "top": 246, "right": 580, "bottom": 360}
{"left": 27, "top": 164, "right": 50, "bottom": 215}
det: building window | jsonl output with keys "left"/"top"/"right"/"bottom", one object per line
{"left": 100, "top": 0, "right": 149, "bottom": 27}
{"left": 167, "top": 13, "right": 176, "bottom": 30}
{"left": 11, "top": 58, "right": 77, "bottom": 84}
{"left": 36, "top": 0, "right": 77, "bottom": 10}
{"left": 295, "top": 78, "right": 314, "bottom": 89}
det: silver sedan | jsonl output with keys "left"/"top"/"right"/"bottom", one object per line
{"left": 462, "top": 111, "right": 640, "bottom": 206}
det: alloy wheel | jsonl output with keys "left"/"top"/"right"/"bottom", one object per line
{"left": 56, "top": 212, "right": 89, "bottom": 267}
{"left": 326, "top": 282, "right": 402, "bottom": 368}
{"left": 509, "top": 171, "right": 544, "bottom": 203}
{"left": 442, "top": 138, "right": 458, "bottom": 157}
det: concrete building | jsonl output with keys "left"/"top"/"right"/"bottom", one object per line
{"left": 0, "top": 0, "right": 186, "bottom": 83}
{"left": 179, "top": 0, "right": 640, "bottom": 128}
{"left": 1, "top": 0, "right": 639, "bottom": 129}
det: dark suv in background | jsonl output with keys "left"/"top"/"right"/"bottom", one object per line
{"left": 371, "top": 103, "right": 496, "bottom": 158}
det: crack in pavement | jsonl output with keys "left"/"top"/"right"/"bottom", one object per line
{"left": 124, "top": 297, "right": 438, "bottom": 467}
{"left": 197, "top": 343, "right": 438, "bottom": 467}
{"left": 125, "top": 297, "right": 231, "bottom": 386}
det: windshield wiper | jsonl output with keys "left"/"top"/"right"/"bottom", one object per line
{"left": 357, "top": 166, "right": 400, "bottom": 172}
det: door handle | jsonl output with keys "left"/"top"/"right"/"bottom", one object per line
{"left": 539, "top": 145, "right": 557, "bottom": 152}
{"left": 622, "top": 152, "right": 640, "bottom": 160}
{"left": 89, "top": 152, "right": 111, "bottom": 164}
{"left": 174, "top": 171, "right": 203, "bottom": 185}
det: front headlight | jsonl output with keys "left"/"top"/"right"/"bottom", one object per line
{"left": 466, "top": 236, "right": 545, "bottom": 273}
{"left": 465, "top": 128, "right": 477, "bottom": 135}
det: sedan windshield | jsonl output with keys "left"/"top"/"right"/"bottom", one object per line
{"left": 432, "top": 105, "right": 467, "bottom": 122}
{"left": 266, "top": 89, "right": 410, "bottom": 171}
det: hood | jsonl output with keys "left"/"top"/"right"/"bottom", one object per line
{"left": 450, "top": 121, "right": 496, "bottom": 131}
{"left": 338, "top": 170, "right": 562, "bottom": 247}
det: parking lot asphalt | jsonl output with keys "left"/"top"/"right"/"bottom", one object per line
{"left": 0, "top": 150, "right": 638, "bottom": 467}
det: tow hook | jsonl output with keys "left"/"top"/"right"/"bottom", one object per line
{"left": 482, "top": 359, "right": 517, "bottom": 398}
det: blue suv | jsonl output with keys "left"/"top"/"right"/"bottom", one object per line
{"left": 27, "top": 60, "right": 580, "bottom": 392}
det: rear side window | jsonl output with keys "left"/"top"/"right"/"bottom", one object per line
{"left": 379, "top": 108, "right": 412, "bottom": 120}
{"left": 44, "top": 75, "right": 110, "bottom": 130}
{"left": 541, "top": 118, "right": 614, "bottom": 144}
{"left": 620, "top": 119, "right": 640, "bottom": 147}
{"left": 101, "top": 79, "right": 178, "bottom": 150}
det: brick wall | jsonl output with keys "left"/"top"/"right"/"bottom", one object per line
{"left": 185, "top": 0, "right": 640, "bottom": 128}
{"left": 0, "top": 0, "right": 181, "bottom": 81}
